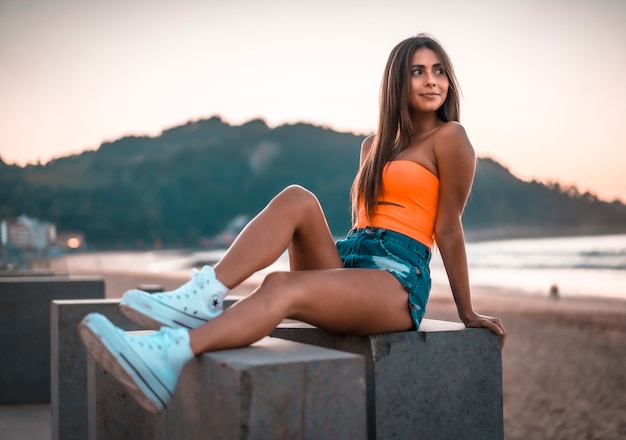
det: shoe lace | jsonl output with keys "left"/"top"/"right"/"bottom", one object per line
{"left": 154, "top": 268, "right": 221, "bottom": 313}
{"left": 190, "top": 267, "right": 208, "bottom": 287}
{"left": 126, "top": 328, "right": 187, "bottom": 353}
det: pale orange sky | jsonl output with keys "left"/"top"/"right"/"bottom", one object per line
{"left": 1, "top": 0, "right": 625, "bottom": 202}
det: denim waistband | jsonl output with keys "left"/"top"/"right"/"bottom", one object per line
{"left": 347, "top": 227, "right": 431, "bottom": 260}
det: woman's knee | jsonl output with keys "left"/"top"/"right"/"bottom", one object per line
{"left": 257, "top": 271, "right": 307, "bottom": 310}
{"left": 260, "top": 271, "right": 296, "bottom": 294}
{"left": 276, "top": 185, "right": 320, "bottom": 213}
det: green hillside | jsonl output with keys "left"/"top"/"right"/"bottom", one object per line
{"left": 1, "top": 116, "right": 625, "bottom": 248}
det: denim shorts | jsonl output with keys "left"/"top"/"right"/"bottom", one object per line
{"left": 335, "top": 227, "right": 432, "bottom": 328}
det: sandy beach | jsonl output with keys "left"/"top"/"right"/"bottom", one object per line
{"left": 67, "top": 267, "right": 626, "bottom": 440}
{"left": 426, "top": 285, "right": 626, "bottom": 440}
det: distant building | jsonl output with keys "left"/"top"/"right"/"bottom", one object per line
{"left": 0, "top": 215, "right": 56, "bottom": 251}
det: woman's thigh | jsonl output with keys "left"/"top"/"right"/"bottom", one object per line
{"left": 288, "top": 230, "right": 343, "bottom": 271}
{"left": 273, "top": 268, "right": 414, "bottom": 335}
{"left": 285, "top": 189, "right": 344, "bottom": 271}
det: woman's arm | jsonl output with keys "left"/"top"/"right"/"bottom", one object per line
{"left": 433, "top": 123, "right": 506, "bottom": 345}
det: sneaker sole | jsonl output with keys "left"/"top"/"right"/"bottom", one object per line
{"left": 78, "top": 314, "right": 172, "bottom": 413}
{"left": 119, "top": 290, "right": 212, "bottom": 330}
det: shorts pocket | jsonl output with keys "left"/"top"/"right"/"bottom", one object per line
{"left": 377, "top": 240, "right": 422, "bottom": 288}
{"left": 408, "top": 269, "right": 431, "bottom": 324}
{"left": 378, "top": 237, "right": 431, "bottom": 327}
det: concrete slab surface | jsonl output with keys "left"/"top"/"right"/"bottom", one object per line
{"left": 0, "top": 404, "right": 50, "bottom": 440}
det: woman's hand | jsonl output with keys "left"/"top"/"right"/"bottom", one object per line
{"left": 462, "top": 312, "right": 507, "bottom": 347}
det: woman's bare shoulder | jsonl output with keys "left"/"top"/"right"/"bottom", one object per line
{"left": 436, "top": 121, "right": 469, "bottom": 142}
{"left": 434, "top": 121, "right": 474, "bottom": 157}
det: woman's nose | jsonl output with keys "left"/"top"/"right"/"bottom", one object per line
{"left": 424, "top": 73, "right": 436, "bottom": 86}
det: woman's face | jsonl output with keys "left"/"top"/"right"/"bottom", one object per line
{"left": 408, "top": 47, "right": 449, "bottom": 114}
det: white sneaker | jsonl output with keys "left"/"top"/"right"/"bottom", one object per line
{"left": 120, "top": 266, "right": 229, "bottom": 330}
{"left": 78, "top": 312, "right": 194, "bottom": 413}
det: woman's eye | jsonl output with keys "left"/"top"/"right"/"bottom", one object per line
{"left": 435, "top": 68, "right": 445, "bottom": 75}
{"left": 411, "top": 69, "right": 422, "bottom": 76}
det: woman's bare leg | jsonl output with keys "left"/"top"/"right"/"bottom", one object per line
{"left": 189, "top": 268, "right": 413, "bottom": 354}
{"left": 117, "top": 184, "right": 343, "bottom": 331}
{"left": 213, "top": 185, "right": 343, "bottom": 287}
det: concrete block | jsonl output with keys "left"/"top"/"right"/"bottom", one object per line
{"left": 167, "top": 337, "right": 366, "bottom": 440}
{"left": 53, "top": 297, "right": 241, "bottom": 440}
{"left": 89, "top": 336, "right": 366, "bottom": 440}
{"left": 0, "top": 276, "right": 104, "bottom": 405}
{"left": 271, "top": 319, "right": 504, "bottom": 440}
{"left": 88, "top": 355, "right": 166, "bottom": 440}
{"left": 51, "top": 299, "right": 144, "bottom": 440}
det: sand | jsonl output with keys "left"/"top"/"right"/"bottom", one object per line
{"left": 426, "top": 285, "right": 626, "bottom": 440}
{"left": 68, "top": 268, "right": 626, "bottom": 440}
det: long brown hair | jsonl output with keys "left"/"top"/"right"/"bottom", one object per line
{"left": 350, "top": 33, "right": 461, "bottom": 224}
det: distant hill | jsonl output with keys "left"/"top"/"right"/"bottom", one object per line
{"left": 1, "top": 116, "right": 625, "bottom": 248}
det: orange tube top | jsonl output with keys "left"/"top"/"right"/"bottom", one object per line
{"left": 356, "top": 160, "right": 439, "bottom": 248}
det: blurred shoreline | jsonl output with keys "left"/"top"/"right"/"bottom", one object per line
{"left": 38, "top": 232, "right": 626, "bottom": 302}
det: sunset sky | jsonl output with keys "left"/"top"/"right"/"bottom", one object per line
{"left": 1, "top": 0, "right": 625, "bottom": 201}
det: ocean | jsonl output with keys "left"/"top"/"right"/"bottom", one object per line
{"left": 437, "top": 233, "right": 626, "bottom": 300}
{"left": 56, "top": 233, "right": 626, "bottom": 302}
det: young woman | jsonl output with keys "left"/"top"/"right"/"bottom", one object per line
{"left": 79, "top": 33, "right": 506, "bottom": 413}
